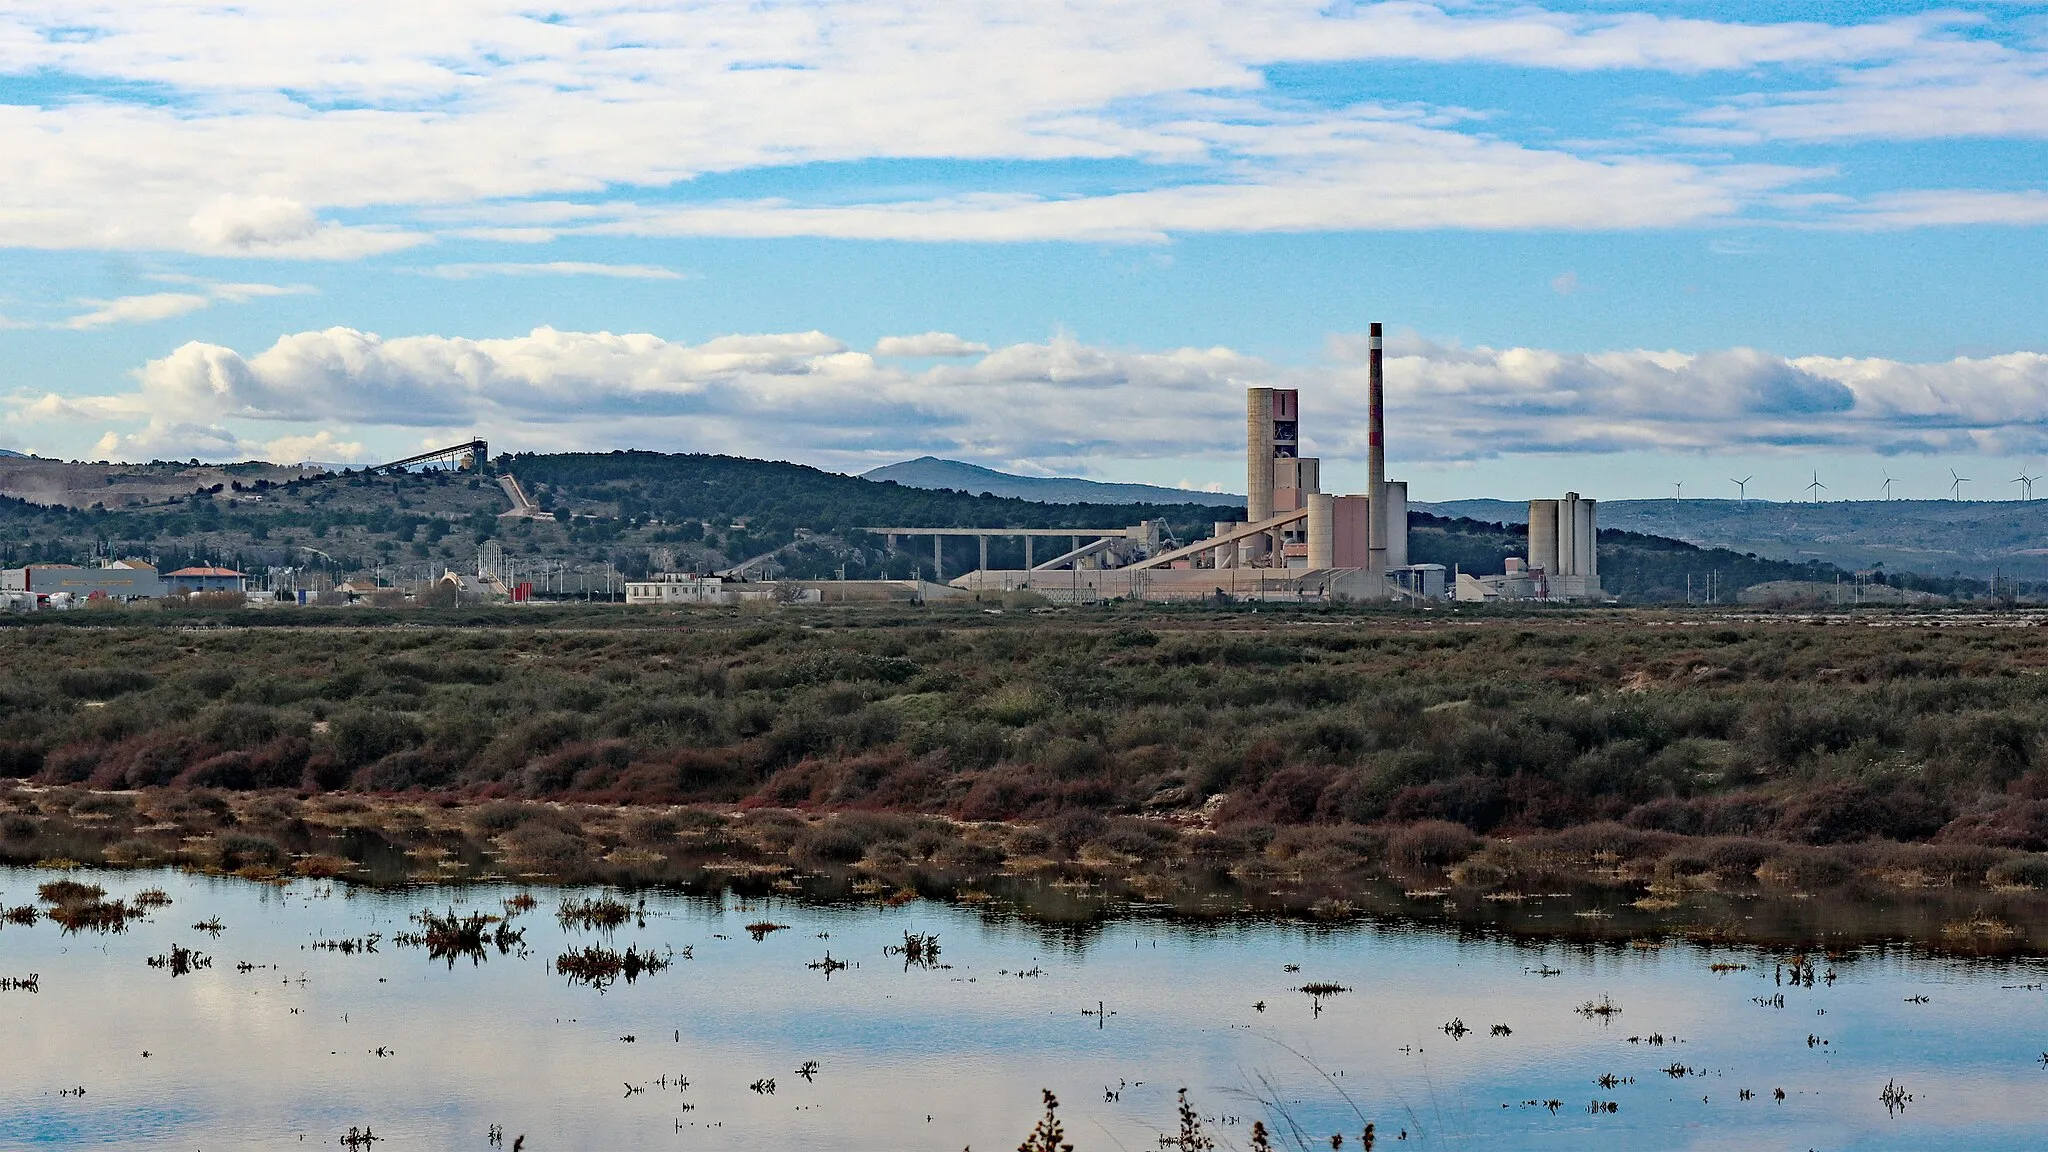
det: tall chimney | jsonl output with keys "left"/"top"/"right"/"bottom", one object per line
{"left": 1366, "top": 322, "right": 1387, "bottom": 582}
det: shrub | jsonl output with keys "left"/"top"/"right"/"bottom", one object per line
{"left": 102, "top": 838, "right": 164, "bottom": 865}
{"left": 57, "top": 667, "right": 155, "bottom": 699}
{"left": 1776, "top": 779, "right": 1949, "bottom": 845}
{"left": 355, "top": 750, "right": 458, "bottom": 792}
{"left": 1085, "top": 819, "right": 1176, "bottom": 863}
{"left": 0, "top": 741, "right": 45, "bottom": 779}
{"left": 500, "top": 824, "right": 591, "bottom": 874}
{"left": 1754, "top": 848, "right": 1855, "bottom": 889}
{"left": 1043, "top": 810, "right": 1108, "bottom": 856}
{"left": 623, "top": 810, "right": 682, "bottom": 846}
{"left": 201, "top": 704, "right": 283, "bottom": 750}
{"left": 1987, "top": 854, "right": 2048, "bottom": 889}
{"left": 1697, "top": 837, "right": 1781, "bottom": 880}
{"left": 1264, "top": 824, "right": 1382, "bottom": 871}
{"left": 1387, "top": 820, "right": 1480, "bottom": 865}
{"left": 0, "top": 813, "right": 38, "bottom": 841}
{"left": 327, "top": 710, "right": 425, "bottom": 771}
{"left": 216, "top": 833, "right": 285, "bottom": 870}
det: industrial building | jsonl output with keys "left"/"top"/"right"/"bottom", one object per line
{"left": 1455, "top": 493, "right": 1606, "bottom": 602}
{"left": 1, "top": 562, "right": 165, "bottom": 603}
{"left": 931, "top": 322, "right": 1416, "bottom": 602}
{"left": 625, "top": 574, "right": 742, "bottom": 605}
{"left": 164, "top": 565, "right": 247, "bottom": 594}
{"left": 728, "top": 317, "right": 1601, "bottom": 608}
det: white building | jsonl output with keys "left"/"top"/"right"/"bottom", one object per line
{"left": 625, "top": 574, "right": 738, "bottom": 606}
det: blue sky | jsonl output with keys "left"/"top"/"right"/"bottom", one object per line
{"left": 3, "top": 1, "right": 2048, "bottom": 502}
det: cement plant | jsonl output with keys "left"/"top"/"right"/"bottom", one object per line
{"left": 1, "top": 321, "right": 1667, "bottom": 613}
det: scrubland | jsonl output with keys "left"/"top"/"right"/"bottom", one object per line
{"left": 4, "top": 605, "right": 2047, "bottom": 945}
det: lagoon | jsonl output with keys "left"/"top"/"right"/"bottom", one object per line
{"left": 3, "top": 867, "right": 2045, "bottom": 1150}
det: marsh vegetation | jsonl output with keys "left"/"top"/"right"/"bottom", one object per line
{"left": 1, "top": 610, "right": 2046, "bottom": 949}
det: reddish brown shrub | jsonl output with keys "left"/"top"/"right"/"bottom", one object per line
{"left": 1386, "top": 819, "right": 1480, "bottom": 865}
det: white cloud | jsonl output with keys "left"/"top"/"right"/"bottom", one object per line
{"left": 63, "top": 292, "right": 213, "bottom": 330}
{"left": 1836, "top": 190, "right": 2048, "bottom": 228}
{"left": 0, "top": 2, "right": 2009, "bottom": 251}
{"left": 421, "top": 262, "right": 690, "bottom": 280}
{"left": 88, "top": 422, "right": 365, "bottom": 465}
{"left": 874, "top": 332, "right": 991, "bottom": 357}
{"left": 188, "top": 195, "right": 319, "bottom": 249}
{"left": 50, "top": 279, "right": 313, "bottom": 329}
{"left": 1693, "top": 33, "right": 2048, "bottom": 143}
{"left": 18, "top": 324, "right": 2048, "bottom": 467}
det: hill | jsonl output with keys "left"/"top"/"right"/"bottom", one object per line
{"left": 0, "top": 455, "right": 322, "bottom": 508}
{"left": 862, "top": 456, "right": 1245, "bottom": 507}
{"left": 0, "top": 449, "right": 1874, "bottom": 601}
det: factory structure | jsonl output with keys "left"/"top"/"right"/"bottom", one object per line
{"left": 867, "top": 321, "right": 1597, "bottom": 604}
{"left": 1453, "top": 492, "right": 1602, "bottom": 602}
{"left": 618, "top": 318, "right": 1603, "bottom": 608}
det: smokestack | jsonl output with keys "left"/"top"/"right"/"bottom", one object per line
{"left": 1366, "top": 322, "right": 1386, "bottom": 581}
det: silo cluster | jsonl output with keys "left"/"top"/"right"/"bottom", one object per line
{"left": 1526, "top": 492, "right": 1599, "bottom": 598}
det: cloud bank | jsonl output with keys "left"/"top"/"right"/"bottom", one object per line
{"left": 15, "top": 326, "right": 2048, "bottom": 469}
{"left": 0, "top": 2, "right": 2038, "bottom": 253}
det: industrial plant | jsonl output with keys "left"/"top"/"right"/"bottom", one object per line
{"left": 867, "top": 322, "right": 1604, "bottom": 604}
{"left": 2, "top": 324, "right": 1608, "bottom": 611}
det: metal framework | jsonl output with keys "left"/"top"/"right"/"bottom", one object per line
{"left": 1123, "top": 508, "right": 1307, "bottom": 571}
{"left": 370, "top": 439, "right": 489, "bottom": 473}
{"left": 858, "top": 525, "right": 1147, "bottom": 579}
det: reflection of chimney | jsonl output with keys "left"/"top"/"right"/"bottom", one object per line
{"left": 1367, "top": 322, "right": 1386, "bottom": 579}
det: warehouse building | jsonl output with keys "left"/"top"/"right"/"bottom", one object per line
{"left": 1, "top": 562, "right": 165, "bottom": 602}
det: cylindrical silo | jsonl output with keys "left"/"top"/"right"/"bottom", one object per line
{"left": 1555, "top": 494, "right": 1578, "bottom": 577}
{"left": 1528, "top": 499, "right": 1559, "bottom": 575}
{"left": 1572, "top": 498, "right": 1589, "bottom": 578}
{"left": 1577, "top": 498, "right": 1597, "bottom": 579}
{"left": 1383, "top": 481, "right": 1408, "bottom": 569}
{"left": 1246, "top": 388, "right": 1274, "bottom": 563}
{"left": 1306, "top": 494, "right": 1336, "bottom": 569}
{"left": 1213, "top": 521, "right": 1236, "bottom": 569}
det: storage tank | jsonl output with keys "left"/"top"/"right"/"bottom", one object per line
{"left": 1574, "top": 497, "right": 1596, "bottom": 578}
{"left": 1555, "top": 493, "right": 1580, "bottom": 577}
{"left": 1383, "top": 481, "right": 1409, "bottom": 569}
{"left": 1528, "top": 499, "right": 1559, "bottom": 575}
{"left": 1306, "top": 494, "right": 1336, "bottom": 569}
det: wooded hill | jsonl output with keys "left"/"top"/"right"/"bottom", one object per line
{"left": 0, "top": 449, "right": 1864, "bottom": 601}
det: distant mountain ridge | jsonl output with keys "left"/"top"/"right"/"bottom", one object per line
{"left": 863, "top": 456, "right": 1244, "bottom": 508}
{"left": 0, "top": 449, "right": 25, "bottom": 458}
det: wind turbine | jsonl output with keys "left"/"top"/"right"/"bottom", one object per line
{"left": 1950, "top": 469, "right": 1970, "bottom": 501}
{"left": 1731, "top": 475, "right": 1752, "bottom": 501}
{"left": 1881, "top": 472, "right": 1895, "bottom": 501}
{"left": 2013, "top": 472, "right": 2038, "bottom": 501}
{"left": 1806, "top": 471, "right": 1826, "bottom": 503}
{"left": 1673, "top": 482, "right": 1683, "bottom": 500}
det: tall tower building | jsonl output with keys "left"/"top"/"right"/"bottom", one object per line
{"left": 1247, "top": 388, "right": 1318, "bottom": 564}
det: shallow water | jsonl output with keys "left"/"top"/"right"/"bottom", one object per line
{"left": 3, "top": 868, "right": 2046, "bottom": 1150}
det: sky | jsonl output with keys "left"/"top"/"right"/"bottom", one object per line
{"left": 3, "top": 1, "right": 2048, "bottom": 502}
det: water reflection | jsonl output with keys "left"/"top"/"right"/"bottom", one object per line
{"left": 2, "top": 867, "right": 2045, "bottom": 1150}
